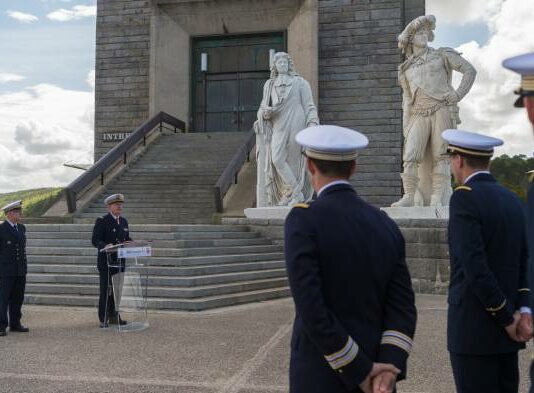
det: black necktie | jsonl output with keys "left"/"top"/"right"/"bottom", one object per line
{"left": 13, "top": 225, "right": 18, "bottom": 232}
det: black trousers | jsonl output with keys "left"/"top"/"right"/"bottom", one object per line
{"left": 98, "top": 267, "right": 118, "bottom": 323}
{"left": 450, "top": 352, "right": 519, "bottom": 393}
{"left": 0, "top": 275, "right": 26, "bottom": 329}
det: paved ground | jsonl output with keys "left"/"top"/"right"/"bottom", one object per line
{"left": 0, "top": 295, "right": 531, "bottom": 393}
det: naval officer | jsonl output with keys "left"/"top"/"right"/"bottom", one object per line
{"left": 91, "top": 194, "right": 132, "bottom": 328}
{"left": 443, "top": 129, "right": 531, "bottom": 393}
{"left": 285, "top": 125, "right": 417, "bottom": 393}
{"left": 0, "top": 200, "right": 29, "bottom": 336}
{"left": 503, "top": 51, "right": 534, "bottom": 393}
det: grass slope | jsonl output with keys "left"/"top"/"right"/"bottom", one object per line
{"left": 0, "top": 188, "right": 63, "bottom": 219}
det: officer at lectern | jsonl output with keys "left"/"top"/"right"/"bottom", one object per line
{"left": 92, "top": 194, "right": 132, "bottom": 328}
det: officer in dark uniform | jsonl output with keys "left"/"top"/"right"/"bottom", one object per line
{"left": 91, "top": 193, "right": 132, "bottom": 328}
{"left": 443, "top": 129, "right": 530, "bottom": 393}
{"left": 285, "top": 125, "right": 417, "bottom": 393}
{"left": 502, "top": 51, "right": 534, "bottom": 393}
{"left": 0, "top": 200, "right": 29, "bottom": 336}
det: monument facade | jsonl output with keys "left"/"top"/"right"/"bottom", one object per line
{"left": 95, "top": 0, "right": 426, "bottom": 207}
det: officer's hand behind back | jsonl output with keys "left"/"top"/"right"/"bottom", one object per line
{"left": 359, "top": 363, "right": 400, "bottom": 393}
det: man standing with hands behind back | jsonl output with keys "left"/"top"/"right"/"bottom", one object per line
{"left": 285, "top": 125, "right": 417, "bottom": 393}
{"left": 443, "top": 129, "right": 532, "bottom": 393}
{"left": 0, "top": 200, "right": 29, "bottom": 337}
{"left": 503, "top": 51, "right": 534, "bottom": 393}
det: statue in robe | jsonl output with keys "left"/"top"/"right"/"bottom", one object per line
{"left": 254, "top": 52, "right": 319, "bottom": 207}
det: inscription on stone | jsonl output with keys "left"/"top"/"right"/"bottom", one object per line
{"left": 101, "top": 132, "right": 131, "bottom": 142}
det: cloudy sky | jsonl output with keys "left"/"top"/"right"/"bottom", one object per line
{"left": 0, "top": 0, "right": 533, "bottom": 193}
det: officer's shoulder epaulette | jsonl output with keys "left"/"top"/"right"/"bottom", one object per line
{"left": 527, "top": 170, "right": 534, "bottom": 183}
{"left": 454, "top": 185, "right": 472, "bottom": 192}
{"left": 292, "top": 203, "right": 310, "bottom": 209}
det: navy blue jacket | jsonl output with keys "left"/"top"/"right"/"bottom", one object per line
{"left": 527, "top": 181, "right": 534, "bottom": 312}
{"left": 285, "top": 183, "right": 417, "bottom": 393}
{"left": 447, "top": 173, "right": 529, "bottom": 354}
{"left": 91, "top": 213, "right": 132, "bottom": 273}
{"left": 0, "top": 221, "right": 27, "bottom": 277}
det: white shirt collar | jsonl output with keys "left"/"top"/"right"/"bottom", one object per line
{"left": 464, "top": 170, "right": 491, "bottom": 184}
{"left": 5, "top": 219, "right": 16, "bottom": 227}
{"left": 317, "top": 180, "right": 351, "bottom": 197}
{"left": 110, "top": 213, "right": 120, "bottom": 221}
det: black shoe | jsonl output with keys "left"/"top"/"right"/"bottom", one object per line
{"left": 9, "top": 325, "right": 29, "bottom": 333}
{"left": 0, "top": 329, "right": 6, "bottom": 336}
{"left": 100, "top": 322, "right": 109, "bottom": 328}
{"left": 109, "top": 316, "right": 127, "bottom": 326}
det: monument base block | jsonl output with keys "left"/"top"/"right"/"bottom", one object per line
{"left": 381, "top": 206, "right": 449, "bottom": 220}
{"left": 244, "top": 207, "right": 292, "bottom": 220}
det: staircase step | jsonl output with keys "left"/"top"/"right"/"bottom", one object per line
{"left": 25, "top": 277, "right": 288, "bottom": 298}
{"left": 24, "top": 287, "right": 290, "bottom": 310}
{"left": 26, "top": 244, "right": 282, "bottom": 258}
{"left": 27, "top": 260, "right": 285, "bottom": 276}
{"left": 27, "top": 268, "right": 286, "bottom": 286}
{"left": 28, "top": 252, "right": 285, "bottom": 266}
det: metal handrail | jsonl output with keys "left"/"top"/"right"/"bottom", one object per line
{"left": 65, "top": 111, "right": 185, "bottom": 213}
{"left": 213, "top": 131, "right": 256, "bottom": 213}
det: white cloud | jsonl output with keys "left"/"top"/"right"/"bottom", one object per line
{"left": 0, "top": 72, "right": 94, "bottom": 192}
{"left": 6, "top": 11, "right": 39, "bottom": 23}
{"left": 0, "top": 74, "right": 26, "bottom": 83}
{"left": 86, "top": 69, "right": 95, "bottom": 90}
{"left": 426, "top": 0, "right": 503, "bottom": 25}
{"left": 46, "top": 5, "right": 96, "bottom": 22}
{"left": 428, "top": 0, "right": 534, "bottom": 156}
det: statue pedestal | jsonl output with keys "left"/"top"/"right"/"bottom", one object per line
{"left": 244, "top": 207, "right": 292, "bottom": 220}
{"left": 381, "top": 206, "right": 449, "bottom": 220}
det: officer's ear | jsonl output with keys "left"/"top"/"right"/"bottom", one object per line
{"left": 349, "top": 161, "right": 356, "bottom": 177}
{"left": 306, "top": 157, "right": 317, "bottom": 176}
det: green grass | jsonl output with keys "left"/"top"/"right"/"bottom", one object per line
{"left": 0, "top": 188, "right": 63, "bottom": 219}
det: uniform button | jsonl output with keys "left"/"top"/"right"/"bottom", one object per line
{"left": 338, "top": 370, "right": 343, "bottom": 374}
{"left": 491, "top": 313, "right": 496, "bottom": 316}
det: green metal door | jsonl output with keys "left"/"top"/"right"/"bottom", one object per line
{"left": 192, "top": 33, "right": 285, "bottom": 132}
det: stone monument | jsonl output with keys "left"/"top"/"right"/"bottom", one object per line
{"left": 391, "top": 15, "right": 477, "bottom": 210}
{"left": 254, "top": 52, "right": 319, "bottom": 208}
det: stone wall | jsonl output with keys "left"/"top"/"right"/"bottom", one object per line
{"left": 222, "top": 217, "right": 449, "bottom": 294}
{"left": 318, "top": 0, "right": 424, "bottom": 206}
{"left": 94, "top": 0, "right": 152, "bottom": 160}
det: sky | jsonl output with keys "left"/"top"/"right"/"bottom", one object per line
{"left": 0, "top": 0, "right": 533, "bottom": 192}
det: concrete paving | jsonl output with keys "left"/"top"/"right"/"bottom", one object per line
{"left": 0, "top": 295, "right": 531, "bottom": 393}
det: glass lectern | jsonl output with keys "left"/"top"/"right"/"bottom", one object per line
{"left": 101, "top": 241, "right": 152, "bottom": 332}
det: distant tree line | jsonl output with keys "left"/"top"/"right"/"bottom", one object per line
{"left": 490, "top": 154, "right": 534, "bottom": 201}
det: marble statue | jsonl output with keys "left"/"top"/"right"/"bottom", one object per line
{"left": 254, "top": 52, "right": 319, "bottom": 207}
{"left": 392, "top": 15, "right": 477, "bottom": 207}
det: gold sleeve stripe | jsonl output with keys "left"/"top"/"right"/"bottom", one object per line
{"left": 486, "top": 299, "right": 507, "bottom": 312}
{"left": 382, "top": 330, "right": 413, "bottom": 344}
{"left": 324, "top": 337, "right": 359, "bottom": 370}
{"left": 381, "top": 330, "right": 413, "bottom": 354}
{"left": 518, "top": 288, "right": 531, "bottom": 292}
{"left": 454, "top": 185, "right": 472, "bottom": 192}
{"left": 292, "top": 203, "right": 309, "bottom": 209}
{"left": 381, "top": 337, "right": 412, "bottom": 354}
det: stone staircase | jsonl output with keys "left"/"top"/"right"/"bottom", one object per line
{"left": 24, "top": 224, "right": 290, "bottom": 311}
{"left": 75, "top": 132, "right": 249, "bottom": 224}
